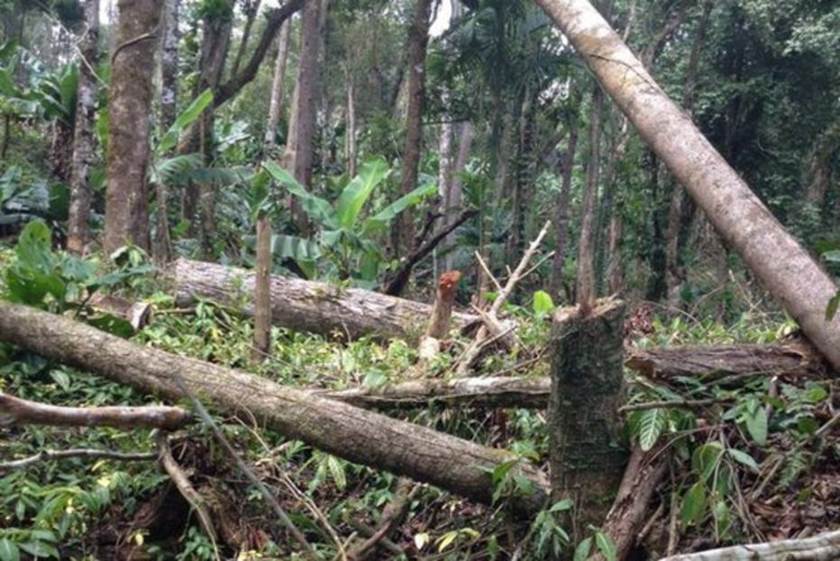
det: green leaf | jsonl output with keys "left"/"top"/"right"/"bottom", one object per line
{"left": 745, "top": 407, "right": 768, "bottom": 446}
{"left": 822, "top": 250, "right": 840, "bottom": 263}
{"left": 271, "top": 234, "right": 322, "bottom": 262}
{"left": 326, "top": 455, "right": 346, "bottom": 491}
{"left": 692, "top": 443, "right": 724, "bottom": 480}
{"left": 334, "top": 158, "right": 390, "bottom": 229}
{"left": 681, "top": 482, "right": 707, "bottom": 526}
{"left": 727, "top": 449, "right": 759, "bottom": 472}
{"left": 18, "top": 541, "right": 58, "bottom": 559}
{"left": 594, "top": 531, "right": 617, "bottom": 561}
{"left": 50, "top": 370, "right": 71, "bottom": 391}
{"left": 157, "top": 89, "right": 213, "bottom": 154}
{"left": 436, "top": 531, "right": 458, "bottom": 552}
{"left": 532, "top": 290, "right": 555, "bottom": 317}
{"left": 363, "top": 181, "right": 436, "bottom": 234}
{"left": 572, "top": 537, "right": 592, "bottom": 561}
{"left": 826, "top": 292, "right": 840, "bottom": 321}
{"left": 263, "top": 161, "right": 337, "bottom": 228}
{"left": 637, "top": 408, "right": 667, "bottom": 451}
{"left": 0, "top": 539, "right": 20, "bottom": 561}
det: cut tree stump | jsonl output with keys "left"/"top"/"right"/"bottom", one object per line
{"left": 549, "top": 297, "right": 629, "bottom": 538}
{"left": 169, "top": 258, "right": 478, "bottom": 341}
{"left": 0, "top": 301, "right": 548, "bottom": 513}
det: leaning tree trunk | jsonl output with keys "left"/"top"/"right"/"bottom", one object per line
{"left": 0, "top": 302, "right": 548, "bottom": 513}
{"left": 535, "top": 0, "right": 840, "bottom": 370}
{"left": 103, "top": 0, "right": 164, "bottom": 254}
{"left": 170, "top": 258, "right": 478, "bottom": 340}
{"left": 391, "top": 0, "right": 432, "bottom": 258}
{"left": 66, "top": 0, "right": 99, "bottom": 254}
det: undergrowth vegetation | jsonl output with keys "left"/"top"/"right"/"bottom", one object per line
{"left": 1, "top": 230, "right": 837, "bottom": 560}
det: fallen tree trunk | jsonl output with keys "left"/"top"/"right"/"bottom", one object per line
{"left": 169, "top": 258, "right": 478, "bottom": 341}
{"left": 0, "top": 302, "right": 548, "bottom": 513}
{"left": 626, "top": 339, "right": 833, "bottom": 381}
{"left": 660, "top": 529, "right": 840, "bottom": 561}
{"left": 0, "top": 392, "right": 191, "bottom": 430}
{"left": 318, "top": 376, "right": 551, "bottom": 409}
{"left": 534, "top": 0, "right": 840, "bottom": 371}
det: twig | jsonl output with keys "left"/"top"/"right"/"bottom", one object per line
{"left": 474, "top": 251, "right": 504, "bottom": 293}
{"left": 156, "top": 432, "right": 220, "bottom": 561}
{"left": 168, "top": 375, "right": 320, "bottom": 560}
{"left": 111, "top": 29, "right": 159, "bottom": 64}
{"left": 618, "top": 397, "right": 731, "bottom": 413}
{"left": 0, "top": 448, "right": 155, "bottom": 471}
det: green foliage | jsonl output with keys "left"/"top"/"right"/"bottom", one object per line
{"left": 3, "top": 221, "right": 153, "bottom": 331}
{"left": 262, "top": 158, "right": 436, "bottom": 283}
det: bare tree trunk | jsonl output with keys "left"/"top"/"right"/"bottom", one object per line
{"left": 152, "top": 0, "right": 180, "bottom": 262}
{"left": 229, "top": 0, "right": 261, "bottom": 79}
{"left": 549, "top": 106, "right": 579, "bottom": 300}
{"left": 391, "top": 0, "right": 432, "bottom": 258}
{"left": 576, "top": 86, "right": 603, "bottom": 310}
{"left": 252, "top": 216, "right": 272, "bottom": 362}
{"left": 264, "top": 19, "right": 291, "bottom": 147}
{"left": 284, "top": 0, "right": 323, "bottom": 231}
{"left": 103, "top": 0, "right": 164, "bottom": 255}
{"left": 535, "top": 0, "right": 840, "bottom": 370}
{"left": 665, "top": 0, "right": 713, "bottom": 306}
{"left": 159, "top": 0, "right": 179, "bottom": 131}
{"left": 345, "top": 72, "right": 357, "bottom": 176}
{"left": 441, "top": 121, "right": 473, "bottom": 271}
{"left": 67, "top": 0, "right": 99, "bottom": 254}
{"left": 0, "top": 301, "right": 548, "bottom": 513}
{"left": 804, "top": 119, "right": 840, "bottom": 209}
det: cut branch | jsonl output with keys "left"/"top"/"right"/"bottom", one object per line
{"left": 0, "top": 448, "right": 155, "bottom": 471}
{"left": 0, "top": 392, "right": 191, "bottom": 430}
{"left": 0, "top": 302, "right": 548, "bottom": 513}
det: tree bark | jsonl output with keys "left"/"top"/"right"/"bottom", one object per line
{"left": 549, "top": 105, "right": 580, "bottom": 300}
{"left": 575, "top": 86, "right": 604, "bottom": 310}
{"left": 535, "top": 0, "right": 840, "bottom": 371}
{"left": 660, "top": 530, "right": 840, "bottom": 561}
{"left": 171, "top": 258, "right": 478, "bottom": 340}
{"left": 549, "top": 297, "right": 628, "bottom": 539}
{"left": 626, "top": 338, "right": 833, "bottom": 382}
{"left": 252, "top": 216, "right": 272, "bottom": 361}
{"left": 345, "top": 73, "right": 357, "bottom": 177}
{"left": 284, "top": 0, "right": 323, "bottom": 230}
{"left": 392, "top": 0, "right": 432, "bottom": 257}
{"left": 103, "top": 0, "right": 164, "bottom": 255}
{"left": 264, "top": 19, "right": 292, "bottom": 147}
{"left": 66, "top": 0, "right": 99, "bottom": 254}
{"left": 159, "top": 0, "right": 179, "bottom": 131}
{"left": 0, "top": 391, "right": 191, "bottom": 430}
{"left": 0, "top": 301, "right": 548, "bottom": 513}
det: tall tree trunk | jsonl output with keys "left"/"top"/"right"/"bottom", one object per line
{"left": 576, "top": 86, "right": 604, "bottom": 310}
{"left": 535, "top": 0, "right": 840, "bottom": 370}
{"left": 345, "top": 72, "right": 357, "bottom": 177}
{"left": 549, "top": 109, "right": 579, "bottom": 300}
{"left": 391, "top": 0, "right": 432, "bottom": 258}
{"left": 103, "top": 0, "right": 164, "bottom": 255}
{"left": 252, "top": 215, "right": 272, "bottom": 361}
{"left": 264, "top": 18, "right": 291, "bottom": 147}
{"left": 665, "top": 0, "right": 713, "bottom": 306}
{"left": 804, "top": 119, "right": 840, "bottom": 209}
{"left": 152, "top": 0, "right": 180, "bottom": 262}
{"left": 508, "top": 89, "right": 538, "bottom": 266}
{"left": 229, "top": 0, "right": 261, "bottom": 79}
{"left": 66, "top": 0, "right": 99, "bottom": 254}
{"left": 442, "top": 122, "right": 473, "bottom": 271}
{"left": 284, "top": 0, "right": 323, "bottom": 231}
{"left": 159, "top": 0, "right": 179, "bottom": 131}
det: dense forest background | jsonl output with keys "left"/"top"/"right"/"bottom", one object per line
{"left": 0, "top": 0, "right": 839, "bottom": 559}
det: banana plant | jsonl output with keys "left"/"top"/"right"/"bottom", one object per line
{"left": 262, "top": 159, "right": 436, "bottom": 283}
